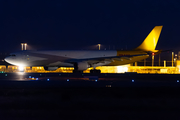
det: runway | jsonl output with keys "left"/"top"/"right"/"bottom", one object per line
{"left": 0, "top": 72, "right": 180, "bottom": 119}
{"left": 1, "top": 72, "right": 180, "bottom": 87}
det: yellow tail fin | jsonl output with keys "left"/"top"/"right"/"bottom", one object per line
{"left": 135, "top": 26, "right": 163, "bottom": 51}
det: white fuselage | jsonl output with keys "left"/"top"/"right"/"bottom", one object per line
{"left": 5, "top": 50, "right": 117, "bottom": 67}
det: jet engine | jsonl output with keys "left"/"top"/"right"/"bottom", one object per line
{"left": 74, "top": 62, "right": 90, "bottom": 71}
{"left": 44, "top": 67, "right": 59, "bottom": 71}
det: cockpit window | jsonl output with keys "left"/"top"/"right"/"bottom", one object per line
{"left": 9, "top": 54, "right": 16, "bottom": 57}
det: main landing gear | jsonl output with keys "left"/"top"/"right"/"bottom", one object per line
{"left": 73, "top": 63, "right": 101, "bottom": 73}
{"left": 73, "top": 70, "right": 83, "bottom": 73}
{"left": 73, "top": 69, "right": 101, "bottom": 74}
{"left": 90, "top": 69, "right": 101, "bottom": 74}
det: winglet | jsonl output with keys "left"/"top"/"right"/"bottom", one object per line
{"left": 135, "top": 26, "right": 163, "bottom": 52}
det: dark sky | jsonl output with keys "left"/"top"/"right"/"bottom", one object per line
{"left": 0, "top": 0, "right": 180, "bottom": 52}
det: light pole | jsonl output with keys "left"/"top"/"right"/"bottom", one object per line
{"left": 21, "top": 43, "right": 27, "bottom": 51}
{"left": 175, "top": 54, "right": 177, "bottom": 66}
{"left": 98, "top": 44, "right": 101, "bottom": 50}
{"left": 172, "top": 52, "right": 174, "bottom": 67}
{"left": 152, "top": 53, "right": 154, "bottom": 67}
{"left": 21, "top": 43, "right": 24, "bottom": 51}
{"left": 24, "top": 43, "right": 27, "bottom": 50}
{"left": 164, "top": 60, "right": 166, "bottom": 67}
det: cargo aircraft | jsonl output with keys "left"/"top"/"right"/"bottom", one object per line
{"left": 5, "top": 26, "right": 163, "bottom": 73}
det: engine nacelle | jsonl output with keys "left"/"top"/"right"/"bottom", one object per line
{"left": 44, "top": 67, "right": 58, "bottom": 71}
{"left": 75, "top": 62, "right": 90, "bottom": 71}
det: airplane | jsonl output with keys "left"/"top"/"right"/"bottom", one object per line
{"left": 5, "top": 26, "right": 163, "bottom": 73}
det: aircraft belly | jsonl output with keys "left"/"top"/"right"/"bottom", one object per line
{"left": 47, "top": 62, "right": 74, "bottom": 67}
{"left": 28, "top": 60, "right": 73, "bottom": 67}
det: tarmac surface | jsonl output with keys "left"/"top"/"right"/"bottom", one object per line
{"left": 1, "top": 72, "right": 180, "bottom": 87}
{"left": 0, "top": 72, "right": 180, "bottom": 119}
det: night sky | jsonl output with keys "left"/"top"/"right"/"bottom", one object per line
{"left": 1, "top": 0, "right": 180, "bottom": 52}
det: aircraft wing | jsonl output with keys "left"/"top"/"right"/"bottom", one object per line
{"left": 67, "top": 54, "right": 148, "bottom": 65}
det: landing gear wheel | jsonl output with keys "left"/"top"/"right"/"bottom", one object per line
{"left": 44, "top": 67, "right": 48, "bottom": 71}
{"left": 90, "top": 70, "right": 101, "bottom": 74}
{"left": 73, "top": 70, "right": 83, "bottom": 73}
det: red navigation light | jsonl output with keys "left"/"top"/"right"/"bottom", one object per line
{"left": 152, "top": 52, "right": 155, "bottom": 56}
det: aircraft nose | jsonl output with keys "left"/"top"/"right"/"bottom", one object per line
{"left": 4, "top": 57, "right": 12, "bottom": 63}
{"left": 4, "top": 57, "right": 9, "bottom": 63}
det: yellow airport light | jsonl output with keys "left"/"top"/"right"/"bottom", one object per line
{"left": 172, "top": 52, "right": 174, "bottom": 67}
{"left": 174, "top": 58, "right": 177, "bottom": 67}
{"left": 152, "top": 53, "right": 154, "bottom": 67}
{"left": 135, "top": 62, "right": 137, "bottom": 66}
{"left": 164, "top": 60, "right": 166, "bottom": 67}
